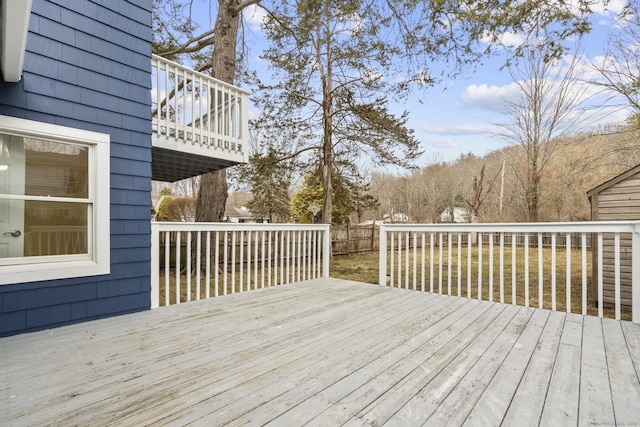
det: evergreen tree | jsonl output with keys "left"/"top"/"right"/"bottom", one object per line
{"left": 244, "top": 147, "right": 293, "bottom": 223}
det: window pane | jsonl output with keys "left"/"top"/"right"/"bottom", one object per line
{"left": 23, "top": 201, "right": 88, "bottom": 256}
{"left": 0, "top": 134, "right": 88, "bottom": 198}
{"left": 25, "top": 138, "right": 88, "bottom": 198}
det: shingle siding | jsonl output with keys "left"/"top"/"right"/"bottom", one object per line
{"left": 0, "top": 0, "right": 153, "bottom": 336}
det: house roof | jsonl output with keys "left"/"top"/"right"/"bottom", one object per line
{"left": 1, "top": 0, "right": 33, "bottom": 82}
{"left": 587, "top": 163, "right": 640, "bottom": 198}
{"left": 224, "top": 206, "right": 253, "bottom": 218}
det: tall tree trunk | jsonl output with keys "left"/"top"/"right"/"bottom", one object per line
{"left": 321, "top": 16, "right": 333, "bottom": 225}
{"left": 196, "top": 170, "right": 228, "bottom": 221}
{"left": 195, "top": 0, "right": 240, "bottom": 222}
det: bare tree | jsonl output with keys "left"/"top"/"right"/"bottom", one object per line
{"left": 592, "top": 2, "right": 640, "bottom": 123}
{"left": 498, "top": 42, "right": 596, "bottom": 222}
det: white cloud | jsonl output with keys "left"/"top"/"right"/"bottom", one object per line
{"left": 243, "top": 4, "right": 266, "bottom": 31}
{"left": 590, "top": 0, "right": 626, "bottom": 16}
{"left": 480, "top": 31, "right": 526, "bottom": 49}
{"left": 460, "top": 83, "right": 519, "bottom": 113}
{"left": 423, "top": 138, "right": 459, "bottom": 149}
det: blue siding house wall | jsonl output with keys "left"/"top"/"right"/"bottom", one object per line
{"left": 0, "top": 0, "right": 152, "bottom": 336}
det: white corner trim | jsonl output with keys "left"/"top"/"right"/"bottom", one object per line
{"left": 2, "top": 0, "right": 33, "bottom": 82}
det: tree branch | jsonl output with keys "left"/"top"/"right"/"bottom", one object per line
{"left": 234, "top": 0, "right": 262, "bottom": 14}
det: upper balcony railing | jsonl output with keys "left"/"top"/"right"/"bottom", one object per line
{"left": 151, "top": 54, "right": 249, "bottom": 181}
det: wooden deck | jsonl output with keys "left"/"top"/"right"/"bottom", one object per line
{"left": 2, "top": 278, "right": 640, "bottom": 426}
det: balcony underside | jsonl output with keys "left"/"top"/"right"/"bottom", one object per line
{"left": 152, "top": 146, "right": 242, "bottom": 182}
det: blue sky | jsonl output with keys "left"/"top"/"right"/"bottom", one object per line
{"left": 232, "top": 1, "right": 633, "bottom": 166}
{"left": 408, "top": 1, "right": 632, "bottom": 164}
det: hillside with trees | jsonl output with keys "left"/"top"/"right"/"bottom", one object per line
{"left": 365, "top": 125, "right": 640, "bottom": 224}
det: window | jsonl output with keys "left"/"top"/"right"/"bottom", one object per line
{"left": 0, "top": 116, "right": 110, "bottom": 284}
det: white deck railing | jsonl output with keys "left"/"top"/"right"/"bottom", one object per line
{"left": 151, "top": 54, "right": 248, "bottom": 163}
{"left": 150, "top": 223, "right": 331, "bottom": 308}
{"left": 379, "top": 222, "right": 640, "bottom": 323}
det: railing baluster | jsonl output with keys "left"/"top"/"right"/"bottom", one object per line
{"left": 389, "top": 231, "right": 396, "bottom": 288}
{"left": 430, "top": 232, "right": 435, "bottom": 293}
{"left": 261, "top": 231, "right": 266, "bottom": 288}
{"left": 413, "top": 232, "right": 417, "bottom": 291}
{"left": 205, "top": 231, "right": 211, "bottom": 299}
{"left": 196, "top": 231, "right": 201, "bottom": 301}
{"left": 239, "top": 231, "right": 244, "bottom": 292}
{"left": 396, "top": 233, "right": 401, "bottom": 288}
{"left": 478, "top": 233, "right": 483, "bottom": 300}
{"left": 489, "top": 232, "right": 494, "bottom": 302}
{"left": 566, "top": 233, "right": 571, "bottom": 314}
{"left": 499, "top": 232, "right": 504, "bottom": 304}
{"left": 253, "top": 231, "right": 263, "bottom": 289}
{"left": 598, "top": 232, "right": 603, "bottom": 318}
{"left": 615, "top": 232, "right": 621, "bottom": 320}
{"left": 230, "top": 231, "right": 236, "bottom": 294}
{"left": 405, "top": 232, "right": 410, "bottom": 290}
{"left": 186, "top": 231, "right": 191, "bottom": 301}
{"left": 447, "top": 232, "right": 452, "bottom": 295}
{"left": 164, "top": 231, "right": 170, "bottom": 306}
{"left": 581, "top": 232, "right": 586, "bottom": 315}
{"left": 301, "top": 230, "right": 306, "bottom": 281}
{"left": 214, "top": 231, "right": 219, "bottom": 297}
{"left": 538, "top": 233, "right": 543, "bottom": 309}
{"left": 457, "top": 233, "right": 462, "bottom": 297}
{"left": 467, "top": 232, "right": 472, "bottom": 298}
{"left": 246, "top": 231, "right": 252, "bottom": 291}
{"left": 512, "top": 233, "right": 516, "bottom": 305}
{"left": 551, "top": 233, "right": 556, "bottom": 311}
{"left": 438, "top": 232, "right": 443, "bottom": 294}
{"left": 421, "top": 233, "right": 426, "bottom": 292}
{"left": 273, "top": 230, "right": 279, "bottom": 285}
{"left": 176, "top": 231, "right": 181, "bottom": 304}
{"left": 525, "top": 233, "right": 529, "bottom": 307}
{"left": 223, "top": 231, "right": 228, "bottom": 296}
{"left": 267, "top": 231, "right": 272, "bottom": 287}
{"left": 286, "top": 230, "right": 291, "bottom": 284}
{"left": 181, "top": 67, "right": 187, "bottom": 140}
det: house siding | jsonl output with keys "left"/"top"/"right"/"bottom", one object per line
{"left": 0, "top": 0, "right": 153, "bottom": 336}
{"left": 589, "top": 167, "right": 640, "bottom": 308}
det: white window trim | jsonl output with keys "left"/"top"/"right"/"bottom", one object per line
{"left": 0, "top": 115, "right": 110, "bottom": 285}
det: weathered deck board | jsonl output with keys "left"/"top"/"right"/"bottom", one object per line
{"left": 1, "top": 278, "right": 639, "bottom": 426}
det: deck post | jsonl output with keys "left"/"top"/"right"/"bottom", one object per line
{"left": 150, "top": 223, "right": 160, "bottom": 309}
{"left": 379, "top": 225, "right": 387, "bottom": 286}
{"left": 633, "top": 223, "right": 640, "bottom": 323}
{"left": 322, "top": 224, "right": 331, "bottom": 277}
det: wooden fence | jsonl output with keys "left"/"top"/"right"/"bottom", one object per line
{"left": 331, "top": 224, "right": 379, "bottom": 255}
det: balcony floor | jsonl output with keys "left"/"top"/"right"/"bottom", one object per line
{"left": 2, "top": 278, "right": 639, "bottom": 426}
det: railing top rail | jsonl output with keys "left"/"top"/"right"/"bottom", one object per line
{"left": 380, "top": 221, "right": 640, "bottom": 233}
{"left": 151, "top": 54, "right": 251, "bottom": 95}
{"left": 151, "top": 222, "right": 331, "bottom": 232}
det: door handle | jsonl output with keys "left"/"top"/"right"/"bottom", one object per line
{"left": 3, "top": 230, "right": 21, "bottom": 237}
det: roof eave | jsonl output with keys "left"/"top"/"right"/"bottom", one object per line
{"left": 1, "top": 0, "right": 33, "bottom": 82}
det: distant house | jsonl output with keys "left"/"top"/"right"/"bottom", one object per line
{"left": 0, "top": 0, "right": 248, "bottom": 336}
{"left": 383, "top": 213, "right": 408, "bottom": 223}
{"left": 225, "top": 206, "right": 269, "bottom": 223}
{"left": 587, "top": 163, "right": 640, "bottom": 308}
{"left": 439, "top": 207, "right": 470, "bottom": 223}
